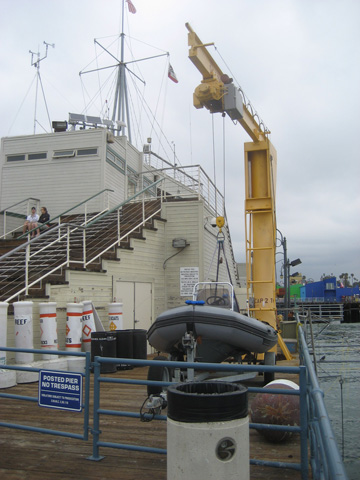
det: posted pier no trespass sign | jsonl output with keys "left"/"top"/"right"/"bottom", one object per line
{"left": 38, "top": 370, "right": 83, "bottom": 412}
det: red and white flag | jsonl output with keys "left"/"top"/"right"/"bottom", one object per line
{"left": 126, "top": 0, "right": 136, "bottom": 14}
{"left": 168, "top": 64, "right": 178, "bottom": 83}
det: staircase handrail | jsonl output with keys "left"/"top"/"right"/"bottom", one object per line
{"left": 0, "top": 197, "right": 40, "bottom": 215}
{"left": 48, "top": 188, "right": 114, "bottom": 225}
{"left": 1, "top": 197, "right": 41, "bottom": 240}
{"left": 2, "top": 223, "right": 87, "bottom": 302}
{"left": 85, "top": 179, "right": 163, "bottom": 228}
{"left": 0, "top": 182, "right": 163, "bottom": 302}
{"left": 0, "top": 223, "right": 84, "bottom": 261}
{"left": 17, "top": 189, "right": 114, "bottom": 240}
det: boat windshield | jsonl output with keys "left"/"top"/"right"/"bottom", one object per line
{"left": 193, "top": 282, "right": 235, "bottom": 310}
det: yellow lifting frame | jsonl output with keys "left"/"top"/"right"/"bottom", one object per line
{"left": 186, "top": 23, "right": 292, "bottom": 360}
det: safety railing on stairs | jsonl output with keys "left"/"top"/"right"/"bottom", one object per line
{"left": 1, "top": 197, "right": 41, "bottom": 240}
{"left": 0, "top": 164, "right": 234, "bottom": 303}
{"left": 0, "top": 183, "right": 163, "bottom": 303}
{"left": 17, "top": 188, "right": 115, "bottom": 241}
{"left": 141, "top": 163, "right": 224, "bottom": 217}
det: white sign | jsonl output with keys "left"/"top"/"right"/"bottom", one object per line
{"left": 180, "top": 267, "right": 199, "bottom": 297}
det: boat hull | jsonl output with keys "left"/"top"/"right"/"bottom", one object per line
{"left": 147, "top": 304, "right": 278, "bottom": 363}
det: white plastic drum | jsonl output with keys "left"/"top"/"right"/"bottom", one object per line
{"left": 14, "top": 301, "right": 34, "bottom": 364}
{"left": 108, "top": 303, "right": 123, "bottom": 331}
{"left": 65, "top": 303, "right": 83, "bottom": 352}
{"left": 82, "top": 300, "right": 96, "bottom": 352}
{"left": 39, "top": 302, "right": 58, "bottom": 360}
{"left": 0, "top": 302, "right": 9, "bottom": 366}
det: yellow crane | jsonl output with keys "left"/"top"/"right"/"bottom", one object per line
{"left": 186, "top": 23, "right": 292, "bottom": 365}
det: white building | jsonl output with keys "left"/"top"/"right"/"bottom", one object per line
{"left": 0, "top": 125, "right": 240, "bottom": 357}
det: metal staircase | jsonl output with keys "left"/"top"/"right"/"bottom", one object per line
{"left": 0, "top": 186, "right": 162, "bottom": 304}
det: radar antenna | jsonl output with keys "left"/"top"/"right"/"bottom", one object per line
{"left": 29, "top": 41, "right": 55, "bottom": 134}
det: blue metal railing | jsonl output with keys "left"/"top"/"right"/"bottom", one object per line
{"left": 298, "top": 327, "right": 348, "bottom": 479}
{"left": 0, "top": 325, "right": 349, "bottom": 479}
{"left": 0, "top": 347, "right": 91, "bottom": 441}
{"left": 90, "top": 356, "right": 309, "bottom": 477}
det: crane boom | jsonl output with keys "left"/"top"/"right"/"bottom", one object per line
{"left": 186, "top": 22, "right": 268, "bottom": 143}
{"left": 186, "top": 23, "right": 283, "bottom": 356}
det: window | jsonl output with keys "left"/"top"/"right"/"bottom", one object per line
{"left": 7, "top": 154, "right": 25, "bottom": 162}
{"left": 28, "top": 152, "right": 47, "bottom": 160}
{"left": 77, "top": 148, "right": 97, "bottom": 156}
{"left": 106, "top": 149, "right": 125, "bottom": 171}
{"left": 53, "top": 150, "right": 75, "bottom": 158}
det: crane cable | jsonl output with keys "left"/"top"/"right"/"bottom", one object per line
{"left": 222, "top": 113, "right": 226, "bottom": 217}
{"left": 211, "top": 115, "right": 217, "bottom": 214}
{"left": 211, "top": 112, "right": 227, "bottom": 218}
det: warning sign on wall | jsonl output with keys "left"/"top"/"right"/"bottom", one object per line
{"left": 180, "top": 267, "right": 199, "bottom": 297}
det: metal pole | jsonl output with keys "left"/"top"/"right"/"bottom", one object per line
{"left": 283, "top": 236, "right": 288, "bottom": 320}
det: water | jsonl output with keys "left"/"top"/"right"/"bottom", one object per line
{"left": 307, "top": 322, "right": 360, "bottom": 480}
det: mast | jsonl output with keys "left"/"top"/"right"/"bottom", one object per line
{"left": 29, "top": 41, "right": 55, "bottom": 134}
{"left": 80, "top": 0, "right": 168, "bottom": 141}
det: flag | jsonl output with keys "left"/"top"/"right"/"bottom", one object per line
{"left": 126, "top": 0, "right": 136, "bottom": 14}
{"left": 168, "top": 64, "right": 178, "bottom": 83}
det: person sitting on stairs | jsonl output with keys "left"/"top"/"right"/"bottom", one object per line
{"left": 34, "top": 206, "right": 50, "bottom": 236}
{"left": 23, "top": 206, "right": 39, "bottom": 238}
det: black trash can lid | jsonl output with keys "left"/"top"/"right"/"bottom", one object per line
{"left": 167, "top": 382, "right": 248, "bottom": 423}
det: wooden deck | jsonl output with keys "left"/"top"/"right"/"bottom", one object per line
{"left": 0, "top": 357, "right": 309, "bottom": 479}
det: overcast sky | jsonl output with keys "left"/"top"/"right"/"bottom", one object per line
{"left": 1, "top": 0, "right": 359, "bottom": 283}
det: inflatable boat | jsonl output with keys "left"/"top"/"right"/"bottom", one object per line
{"left": 147, "top": 301, "right": 278, "bottom": 363}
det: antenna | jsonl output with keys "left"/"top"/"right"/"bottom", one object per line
{"left": 29, "top": 41, "right": 55, "bottom": 134}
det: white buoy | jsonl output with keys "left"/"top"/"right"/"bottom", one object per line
{"left": 65, "top": 303, "right": 83, "bottom": 352}
{"left": 108, "top": 302, "right": 123, "bottom": 331}
{"left": 82, "top": 301, "right": 96, "bottom": 352}
{"left": 0, "top": 302, "right": 17, "bottom": 389}
{"left": 39, "top": 302, "right": 58, "bottom": 360}
{"left": 14, "top": 301, "right": 34, "bottom": 364}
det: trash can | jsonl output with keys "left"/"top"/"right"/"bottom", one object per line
{"left": 91, "top": 332, "right": 117, "bottom": 373}
{"left": 113, "top": 329, "right": 133, "bottom": 370}
{"left": 133, "top": 329, "right": 147, "bottom": 360}
{"left": 167, "top": 382, "right": 249, "bottom": 480}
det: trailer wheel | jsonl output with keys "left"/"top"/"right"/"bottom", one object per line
{"left": 264, "top": 351, "right": 276, "bottom": 385}
{"left": 147, "top": 355, "right": 172, "bottom": 396}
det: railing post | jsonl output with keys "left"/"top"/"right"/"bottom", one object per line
{"left": 142, "top": 196, "right": 145, "bottom": 225}
{"left": 117, "top": 209, "right": 121, "bottom": 246}
{"left": 25, "top": 242, "right": 30, "bottom": 296}
{"left": 3, "top": 211, "right": 6, "bottom": 239}
{"left": 83, "top": 227, "right": 86, "bottom": 268}
{"left": 197, "top": 166, "right": 201, "bottom": 201}
{"left": 299, "top": 365, "right": 309, "bottom": 479}
{"left": 66, "top": 225, "right": 70, "bottom": 267}
{"left": 83, "top": 351, "right": 91, "bottom": 441}
{"left": 88, "top": 358, "right": 105, "bottom": 461}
